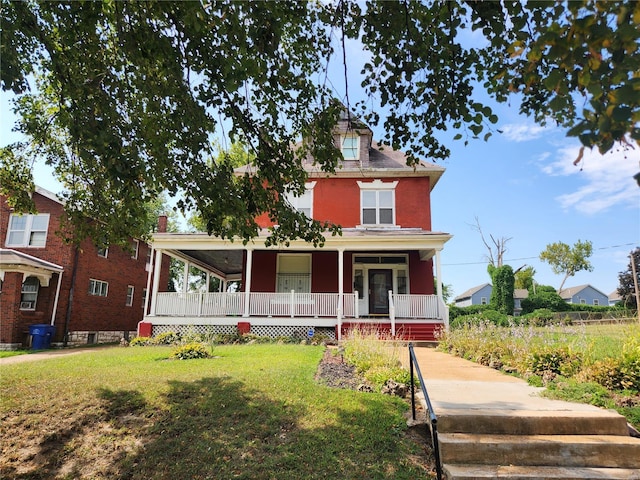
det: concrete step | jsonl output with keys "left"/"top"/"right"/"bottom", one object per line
{"left": 438, "top": 433, "right": 640, "bottom": 469}
{"left": 437, "top": 408, "right": 631, "bottom": 436}
{"left": 443, "top": 464, "right": 640, "bottom": 479}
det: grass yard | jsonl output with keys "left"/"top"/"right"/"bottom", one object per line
{"left": 0, "top": 344, "right": 431, "bottom": 480}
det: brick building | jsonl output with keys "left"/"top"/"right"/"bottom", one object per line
{"left": 0, "top": 187, "right": 169, "bottom": 349}
{"left": 141, "top": 109, "right": 452, "bottom": 341}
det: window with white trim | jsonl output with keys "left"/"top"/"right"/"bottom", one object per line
{"left": 97, "top": 247, "right": 108, "bottom": 258}
{"left": 284, "top": 182, "right": 315, "bottom": 218}
{"left": 131, "top": 240, "right": 139, "bottom": 259}
{"left": 341, "top": 133, "right": 359, "bottom": 160}
{"left": 20, "top": 276, "right": 39, "bottom": 310}
{"left": 358, "top": 180, "right": 397, "bottom": 226}
{"left": 481, "top": 297, "right": 488, "bottom": 305}
{"left": 6, "top": 214, "right": 50, "bottom": 247}
{"left": 276, "top": 254, "right": 311, "bottom": 293}
{"left": 89, "top": 279, "right": 108, "bottom": 297}
{"left": 593, "top": 299, "right": 599, "bottom": 306}
{"left": 126, "top": 285, "right": 134, "bottom": 306}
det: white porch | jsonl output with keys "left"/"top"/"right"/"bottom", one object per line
{"left": 142, "top": 228, "right": 451, "bottom": 340}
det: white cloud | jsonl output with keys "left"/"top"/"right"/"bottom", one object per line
{"left": 543, "top": 143, "right": 640, "bottom": 214}
{"left": 501, "top": 122, "right": 549, "bottom": 142}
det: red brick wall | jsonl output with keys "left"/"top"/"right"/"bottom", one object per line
{"left": 254, "top": 176, "right": 433, "bottom": 230}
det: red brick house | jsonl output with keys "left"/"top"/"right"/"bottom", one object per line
{"left": 0, "top": 187, "right": 168, "bottom": 349}
{"left": 141, "top": 111, "right": 452, "bottom": 341}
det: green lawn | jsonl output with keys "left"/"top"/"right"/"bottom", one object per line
{"left": 0, "top": 344, "right": 431, "bottom": 480}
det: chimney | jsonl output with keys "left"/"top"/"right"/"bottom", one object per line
{"left": 157, "top": 215, "right": 168, "bottom": 233}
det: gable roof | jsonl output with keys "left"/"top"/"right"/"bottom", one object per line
{"left": 558, "top": 284, "right": 608, "bottom": 299}
{"left": 454, "top": 283, "right": 491, "bottom": 301}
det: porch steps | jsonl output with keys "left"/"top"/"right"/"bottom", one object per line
{"left": 437, "top": 409, "right": 640, "bottom": 479}
{"left": 341, "top": 321, "right": 442, "bottom": 342}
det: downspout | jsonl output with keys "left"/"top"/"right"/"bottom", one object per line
{"left": 63, "top": 246, "right": 80, "bottom": 346}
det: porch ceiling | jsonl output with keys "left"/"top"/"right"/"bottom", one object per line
{"left": 180, "top": 249, "right": 244, "bottom": 276}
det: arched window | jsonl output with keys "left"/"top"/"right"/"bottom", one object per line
{"left": 20, "top": 276, "right": 40, "bottom": 310}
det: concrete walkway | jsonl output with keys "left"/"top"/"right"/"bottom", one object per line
{"left": 408, "top": 346, "right": 606, "bottom": 413}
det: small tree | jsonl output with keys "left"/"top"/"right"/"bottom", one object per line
{"left": 514, "top": 265, "right": 536, "bottom": 291}
{"left": 489, "top": 264, "right": 515, "bottom": 315}
{"left": 539, "top": 240, "right": 594, "bottom": 291}
{"left": 617, "top": 248, "right": 640, "bottom": 309}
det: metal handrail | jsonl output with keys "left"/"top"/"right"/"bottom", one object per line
{"left": 408, "top": 343, "right": 442, "bottom": 480}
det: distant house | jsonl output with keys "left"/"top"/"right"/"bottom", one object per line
{"left": 454, "top": 284, "right": 529, "bottom": 315}
{"left": 608, "top": 289, "right": 622, "bottom": 306}
{"left": 454, "top": 284, "right": 492, "bottom": 308}
{"left": 0, "top": 187, "right": 169, "bottom": 350}
{"left": 513, "top": 289, "right": 529, "bottom": 316}
{"left": 558, "top": 284, "right": 608, "bottom": 306}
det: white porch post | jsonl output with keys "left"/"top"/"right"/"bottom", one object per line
{"left": 243, "top": 248, "right": 253, "bottom": 318}
{"left": 434, "top": 248, "right": 446, "bottom": 326}
{"left": 182, "top": 261, "right": 189, "bottom": 293}
{"left": 337, "top": 248, "right": 344, "bottom": 341}
{"left": 144, "top": 248, "right": 154, "bottom": 315}
{"left": 150, "top": 249, "right": 163, "bottom": 316}
{"left": 50, "top": 271, "right": 63, "bottom": 326}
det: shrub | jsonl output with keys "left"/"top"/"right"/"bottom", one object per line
{"left": 364, "top": 365, "right": 412, "bottom": 391}
{"left": 526, "top": 345, "right": 581, "bottom": 377}
{"left": 153, "top": 331, "right": 181, "bottom": 345}
{"left": 129, "top": 336, "right": 150, "bottom": 347}
{"left": 519, "top": 308, "right": 559, "bottom": 326}
{"left": 169, "top": 342, "right": 211, "bottom": 360}
{"left": 521, "top": 290, "right": 569, "bottom": 314}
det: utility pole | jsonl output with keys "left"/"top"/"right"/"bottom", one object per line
{"left": 631, "top": 250, "right": 640, "bottom": 323}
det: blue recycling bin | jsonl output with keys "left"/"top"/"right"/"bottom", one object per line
{"left": 29, "top": 324, "right": 55, "bottom": 350}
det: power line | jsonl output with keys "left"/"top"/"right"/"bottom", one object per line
{"left": 441, "top": 242, "right": 637, "bottom": 267}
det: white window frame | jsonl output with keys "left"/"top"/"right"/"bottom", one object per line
{"left": 284, "top": 181, "right": 316, "bottom": 218}
{"left": 89, "top": 279, "right": 109, "bottom": 297}
{"left": 126, "top": 285, "right": 135, "bottom": 306}
{"left": 20, "top": 276, "right": 40, "bottom": 310}
{"left": 142, "top": 288, "right": 148, "bottom": 308}
{"left": 276, "top": 253, "right": 311, "bottom": 293}
{"left": 341, "top": 133, "right": 359, "bottom": 160}
{"left": 480, "top": 297, "right": 488, "bottom": 305}
{"left": 131, "top": 239, "right": 139, "bottom": 259}
{"left": 357, "top": 180, "right": 398, "bottom": 227}
{"left": 593, "top": 299, "right": 599, "bottom": 306}
{"left": 97, "top": 247, "right": 109, "bottom": 258}
{"left": 6, "top": 214, "right": 50, "bottom": 247}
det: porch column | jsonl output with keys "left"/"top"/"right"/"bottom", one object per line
{"left": 243, "top": 248, "right": 253, "bottom": 318}
{"left": 182, "top": 261, "right": 190, "bottom": 293}
{"left": 150, "top": 249, "right": 163, "bottom": 316}
{"left": 435, "top": 248, "right": 443, "bottom": 317}
{"left": 144, "top": 248, "right": 154, "bottom": 315}
{"left": 337, "top": 248, "right": 344, "bottom": 341}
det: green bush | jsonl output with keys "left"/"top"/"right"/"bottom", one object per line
{"left": 129, "top": 336, "right": 150, "bottom": 347}
{"left": 527, "top": 346, "right": 581, "bottom": 377}
{"left": 519, "top": 308, "right": 559, "bottom": 325}
{"left": 580, "top": 337, "right": 640, "bottom": 391}
{"left": 521, "top": 290, "right": 569, "bottom": 315}
{"left": 364, "top": 366, "right": 412, "bottom": 391}
{"left": 169, "top": 342, "right": 211, "bottom": 360}
{"left": 153, "top": 331, "right": 181, "bottom": 345}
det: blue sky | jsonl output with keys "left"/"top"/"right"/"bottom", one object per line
{"left": 2, "top": 32, "right": 639, "bottom": 300}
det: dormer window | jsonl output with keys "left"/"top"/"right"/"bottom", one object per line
{"left": 341, "top": 133, "right": 359, "bottom": 160}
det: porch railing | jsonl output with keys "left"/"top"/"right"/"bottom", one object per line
{"left": 154, "top": 291, "right": 359, "bottom": 318}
